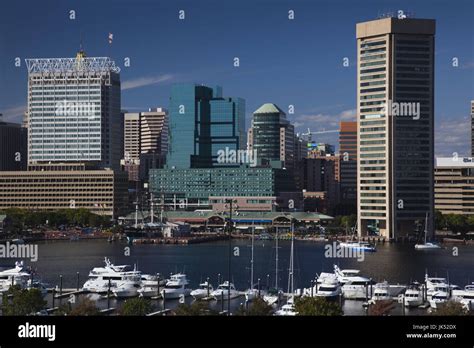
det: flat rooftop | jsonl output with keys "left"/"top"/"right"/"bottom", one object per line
{"left": 435, "top": 157, "right": 474, "bottom": 168}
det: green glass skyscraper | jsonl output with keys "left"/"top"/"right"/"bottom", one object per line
{"left": 167, "top": 84, "right": 245, "bottom": 169}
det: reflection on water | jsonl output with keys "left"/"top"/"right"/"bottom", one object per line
{"left": 20, "top": 239, "right": 474, "bottom": 289}
{"left": 2, "top": 239, "right": 473, "bottom": 315}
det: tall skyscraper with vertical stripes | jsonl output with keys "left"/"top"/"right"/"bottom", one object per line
{"left": 356, "top": 17, "right": 435, "bottom": 239}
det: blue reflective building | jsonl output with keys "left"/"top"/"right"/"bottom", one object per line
{"left": 167, "top": 84, "right": 245, "bottom": 169}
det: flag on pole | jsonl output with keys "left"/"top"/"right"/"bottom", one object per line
{"left": 108, "top": 33, "right": 113, "bottom": 44}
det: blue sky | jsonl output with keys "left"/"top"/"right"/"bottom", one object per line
{"left": 0, "top": 0, "right": 473, "bottom": 155}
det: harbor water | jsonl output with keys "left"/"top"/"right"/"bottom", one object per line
{"left": 2, "top": 239, "right": 473, "bottom": 315}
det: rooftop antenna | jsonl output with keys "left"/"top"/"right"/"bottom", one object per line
{"left": 77, "top": 31, "right": 86, "bottom": 59}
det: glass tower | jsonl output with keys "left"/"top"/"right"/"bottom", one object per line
{"left": 249, "top": 103, "right": 295, "bottom": 168}
{"left": 167, "top": 84, "right": 245, "bottom": 169}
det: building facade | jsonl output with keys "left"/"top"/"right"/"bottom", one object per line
{"left": 471, "top": 100, "right": 474, "bottom": 156}
{"left": 0, "top": 115, "right": 27, "bottom": 171}
{"left": 167, "top": 84, "right": 245, "bottom": 169}
{"left": 248, "top": 103, "right": 295, "bottom": 169}
{"left": 122, "top": 108, "right": 168, "bottom": 181}
{"left": 25, "top": 51, "right": 122, "bottom": 169}
{"left": 300, "top": 157, "right": 340, "bottom": 213}
{"left": 149, "top": 166, "right": 298, "bottom": 209}
{"left": 339, "top": 121, "right": 357, "bottom": 204}
{"left": 0, "top": 163, "right": 128, "bottom": 217}
{"left": 356, "top": 17, "right": 435, "bottom": 238}
{"left": 435, "top": 157, "right": 474, "bottom": 215}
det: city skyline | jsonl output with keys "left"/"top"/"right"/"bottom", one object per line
{"left": 1, "top": 0, "right": 473, "bottom": 156}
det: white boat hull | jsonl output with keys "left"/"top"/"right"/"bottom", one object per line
{"left": 263, "top": 295, "right": 279, "bottom": 305}
{"left": 161, "top": 288, "right": 191, "bottom": 299}
{"left": 211, "top": 290, "right": 240, "bottom": 300}
{"left": 342, "top": 285, "right": 372, "bottom": 300}
{"left": 138, "top": 287, "right": 161, "bottom": 297}
{"left": 244, "top": 289, "right": 260, "bottom": 302}
{"left": 114, "top": 288, "right": 139, "bottom": 298}
{"left": 191, "top": 289, "right": 211, "bottom": 300}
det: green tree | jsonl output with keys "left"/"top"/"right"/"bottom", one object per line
{"left": 120, "top": 297, "right": 152, "bottom": 316}
{"left": 1, "top": 286, "right": 47, "bottom": 315}
{"left": 235, "top": 297, "right": 273, "bottom": 316}
{"left": 294, "top": 296, "right": 343, "bottom": 316}
{"left": 69, "top": 298, "right": 101, "bottom": 316}
{"left": 434, "top": 210, "right": 445, "bottom": 230}
{"left": 174, "top": 301, "right": 217, "bottom": 316}
{"left": 445, "top": 214, "right": 468, "bottom": 235}
{"left": 431, "top": 300, "right": 468, "bottom": 316}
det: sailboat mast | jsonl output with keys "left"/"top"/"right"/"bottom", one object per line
{"left": 424, "top": 212, "right": 428, "bottom": 244}
{"left": 275, "top": 226, "right": 279, "bottom": 290}
{"left": 134, "top": 201, "right": 138, "bottom": 229}
{"left": 250, "top": 222, "right": 254, "bottom": 289}
{"left": 150, "top": 193, "right": 154, "bottom": 224}
{"left": 288, "top": 223, "right": 295, "bottom": 295}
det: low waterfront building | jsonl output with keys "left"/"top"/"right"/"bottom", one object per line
{"left": 0, "top": 163, "right": 128, "bottom": 218}
{"left": 149, "top": 166, "right": 300, "bottom": 210}
{"left": 435, "top": 157, "right": 474, "bottom": 215}
{"left": 120, "top": 210, "right": 333, "bottom": 230}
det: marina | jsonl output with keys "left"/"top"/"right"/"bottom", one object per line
{"left": 1, "top": 237, "right": 473, "bottom": 315}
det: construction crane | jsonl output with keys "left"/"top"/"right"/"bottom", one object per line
{"left": 297, "top": 128, "right": 339, "bottom": 142}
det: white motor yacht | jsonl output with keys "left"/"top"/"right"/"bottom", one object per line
{"left": 369, "top": 282, "right": 392, "bottom": 304}
{"left": 334, "top": 265, "right": 374, "bottom": 300}
{"left": 161, "top": 273, "right": 191, "bottom": 299}
{"left": 0, "top": 261, "right": 32, "bottom": 292}
{"left": 263, "top": 289, "right": 282, "bottom": 306}
{"left": 275, "top": 297, "right": 297, "bottom": 316}
{"left": 338, "top": 241, "right": 376, "bottom": 252}
{"left": 314, "top": 278, "right": 342, "bottom": 300}
{"left": 137, "top": 275, "right": 167, "bottom": 297}
{"left": 429, "top": 290, "right": 449, "bottom": 309}
{"left": 452, "top": 283, "right": 474, "bottom": 311}
{"left": 82, "top": 257, "right": 142, "bottom": 293}
{"left": 113, "top": 276, "right": 142, "bottom": 298}
{"left": 211, "top": 281, "right": 240, "bottom": 300}
{"left": 245, "top": 288, "right": 263, "bottom": 302}
{"left": 404, "top": 284, "right": 424, "bottom": 307}
{"left": 190, "top": 281, "right": 214, "bottom": 300}
{"left": 425, "top": 274, "right": 459, "bottom": 300}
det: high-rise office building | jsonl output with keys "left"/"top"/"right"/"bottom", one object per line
{"left": 248, "top": 103, "right": 295, "bottom": 168}
{"left": 471, "top": 100, "right": 474, "bottom": 156}
{"left": 140, "top": 108, "right": 168, "bottom": 155}
{"left": 339, "top": 121, "right": 357, "bottom": 207}
{"left": 123, "top": 113, "right": 141, "bottom": 163}
{"left": 25, "top": 50, "right": 122, "bottom": 169}
{"left": 167, "top": 84, "right": 245, "bottom": 169}
{"left": 0, "top": 114, "right": 27, "bottom": 171}
{"left": 356, "top": 17, "right": 435, "bottom": 238}
{"left": 5, "top": 50, "right": 129, "bottom": 217}
{"left": 122, "top": 108, "right": 168, "bottom": 181}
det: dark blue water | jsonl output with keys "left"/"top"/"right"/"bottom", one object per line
{"left": 13, "top": 239, "right": 474, "bottom": 290}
